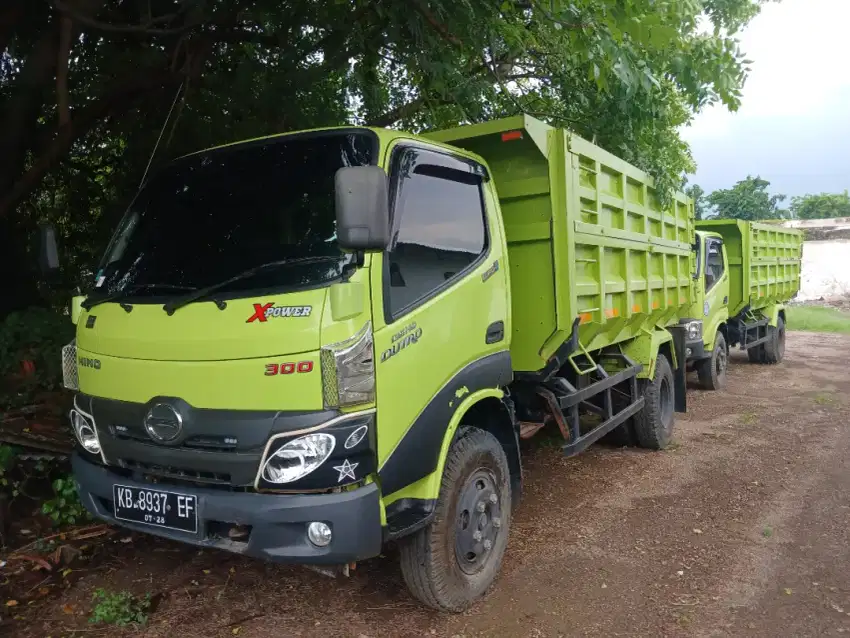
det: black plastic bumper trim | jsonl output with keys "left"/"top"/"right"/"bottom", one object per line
{"left": 73, "top": 453, "right": 383, "bottom": 565}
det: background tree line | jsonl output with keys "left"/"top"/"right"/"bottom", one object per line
{"left": 687, "top": 178, "right": 850, "bottom": 222}
{"left": 1, "top": 0, "right": 768, "bottom": 318}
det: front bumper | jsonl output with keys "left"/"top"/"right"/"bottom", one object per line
{"left": 73, "top": 453, "right": 383, "bottom": 564}
{"left": 685, "top": 339, "right": 707, "bottom": 361}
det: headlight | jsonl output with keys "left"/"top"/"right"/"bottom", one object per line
{"left": 260, "top": 433, "right": 336, "bottom": 484}
{"left": 686, "top": 320, "right": 703, "bottom": 341}
{"left": 321, "top": 322, "right": 375, "bottom": 408}
{"left": 70, "top": 409, "right": 101, "bottom": 454}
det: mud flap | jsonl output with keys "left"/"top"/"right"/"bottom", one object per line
{"left": 668, "top": 325, "right": 688, "bottom": 413}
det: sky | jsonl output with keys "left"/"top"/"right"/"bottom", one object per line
{"left": 681, "top": 0, "right": 850, "bottom": 199}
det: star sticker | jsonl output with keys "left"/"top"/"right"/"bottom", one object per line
{"left": 333, "top": 459, "right": 359, "bottom": 483}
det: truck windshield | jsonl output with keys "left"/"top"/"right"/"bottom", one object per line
{"left": 90, "top": 131, "right": 376, "bottom": 302}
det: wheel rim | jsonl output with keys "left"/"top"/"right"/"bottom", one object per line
{"left": 715, "top": 343, "right": 727, "bottom": 380}
{"left": 454, "top": 469, "right": 503, "bottom": 575}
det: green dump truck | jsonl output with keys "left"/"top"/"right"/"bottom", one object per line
{"left": 687, "top": 220, "right": 803, "bottom": 389}
{"left": 43, "top": 114, "right": 701, "bottom": 611}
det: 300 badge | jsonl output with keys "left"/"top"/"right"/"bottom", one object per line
{"left": 264, "top": 361, "right": 314, "bottom": 376}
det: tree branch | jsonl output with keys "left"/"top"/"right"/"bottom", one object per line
{"left": 0, "top": 69, "right": 183, "bottom": 219}
{"left": 411, "top": 0, "right": 463, "bottom": 47}
{"left": 369, "top": 97, "right": 428, "bottom": 127}
{"left": 57, "top": 16, "right": 74, "bottom": 127}
{"left": 53, "top": 0, "right": 192, "bottom": 35}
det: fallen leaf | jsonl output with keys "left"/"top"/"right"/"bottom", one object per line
{"left": 5, "top": 600, "right": 18, "bottom": 607}
{"left": 784, "top": 588, "right": 792, "bottom": 595}
{"left": 601, "top": 583, "right": 607, "bottom": 589}
{"left": 62, "top": 604, "right": 76, "bottom": 615}
{"left": 203, "top": 570, "right": 210, "bottom": 575}
{"left": 62, "top": 569, "right": 72, "bottom": 578}
{"left": 232, "top": 628, "right": 241, "bottom": 636}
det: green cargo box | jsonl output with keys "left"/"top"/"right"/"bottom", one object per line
{"left": 696, "top": 220, "right": 803, "bottom": 317}
{"left": 427, "top": 115, "right": 695, "bottom": 373}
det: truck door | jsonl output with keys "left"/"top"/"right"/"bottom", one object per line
{"left": 703, "top": 236, "right": 730, "bottom": 345}
{"left": 372, "top": 144, "right": 510, "bottom": 497}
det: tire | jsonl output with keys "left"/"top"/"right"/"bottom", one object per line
{"left": 747, "top": 345, "right": 765, "bottom": 364}
{"left": 399, "top": 427, "right": 511, "bottom": 612}
{"left": 697, "top": 332, "right": 728, "bottom": 391}
{"left": 633, "top": 354, "right": 675, "bottom": 450}
{"left": 763, "top": 316, "right": 786, "bottom": 364}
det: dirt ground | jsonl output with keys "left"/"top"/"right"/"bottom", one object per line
{"left": 6, "top": 331, "right": 850, "bottom": 637}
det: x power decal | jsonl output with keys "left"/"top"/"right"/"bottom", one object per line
{"left": 246, "top": 303, "right": 313, "bottom": 323}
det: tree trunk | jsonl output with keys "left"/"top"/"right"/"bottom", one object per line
{"left": 0, "top": 0, "right": 107, "bottom": 199}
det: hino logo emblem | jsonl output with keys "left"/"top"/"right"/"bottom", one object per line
{"left": 144, "top": 403, "right": 183, "bottom": 443}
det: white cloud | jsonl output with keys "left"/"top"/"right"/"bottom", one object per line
{"left": 682, "top": 0, "right": 850, "bottom": 196}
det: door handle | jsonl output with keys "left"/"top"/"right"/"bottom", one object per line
{"left": 486, "top": 321, "right": 505, "bottom": 344}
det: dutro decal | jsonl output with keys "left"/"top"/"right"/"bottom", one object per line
{"left": 381, "top": 322, "right": 423, "bottom": 363}
{"left": 246, "top": 303, "right": 313, "bottom": 323}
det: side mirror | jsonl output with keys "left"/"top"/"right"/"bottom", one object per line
{"left": 38, "top": 223, "right": 60, "bottom": 274}
{"left": 335, "top": 166, "right": 390, "bottom": 251}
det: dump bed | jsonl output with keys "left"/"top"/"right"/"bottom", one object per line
{"left": 696, "top": 220, "right": 803, "bottom": 317}
{"left": 426, "top": 115, "right": 695, "bottom": 373}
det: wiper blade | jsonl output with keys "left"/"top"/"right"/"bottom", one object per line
{"left": 82, "top": 283, "right": 197, "bottom": 311}
{"left": 162, "top": 256, "right": 345, "bottom": 316}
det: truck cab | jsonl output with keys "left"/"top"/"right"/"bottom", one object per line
{"left": 687, "top": 220, "right": 803, "bottom": 389}
{"left": 688, "top": 229, "right": 730, "bottom": 380}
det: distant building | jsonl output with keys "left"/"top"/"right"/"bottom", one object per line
{"left": 780, "top": 217, "right": 850, "bottom": 301}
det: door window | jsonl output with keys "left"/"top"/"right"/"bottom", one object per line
{"left": 385, "top": 147, "right": 488, "bottom": 319}
{"left": 704, "top": 239, "right": 725, "bottom": 291}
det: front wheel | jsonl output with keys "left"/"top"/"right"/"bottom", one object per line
{"left": 697, "top": 332, "right": 728, "bottom": 391}
{"left": 399, "top": 427, "right": 511, "bottom": 612}
{"left": 633, "top": 354, "right": 675, "bottom": 450}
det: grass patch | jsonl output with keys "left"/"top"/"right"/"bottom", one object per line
{"left": 89, "top": 589, "right": 150, "bottom": 627}
{"left": 740, "top": 411, "right": 758, "bottom": 426}
{"left": 814, "top": 392, "right": 837, "bottom": 407}
{"left": 786, "top": 305, "right": 850, "bottom": 334}
{"left": 762, "top": 525, "right": 774, "bottom": 538}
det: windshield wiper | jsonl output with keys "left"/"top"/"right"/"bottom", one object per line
{"left": 162, "top": 256, "right": 347, "bottom": 316}
{"left": 82, "top": 283, "right": 197, "bottom": 312}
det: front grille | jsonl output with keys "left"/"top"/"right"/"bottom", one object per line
{"left": 109, "top": 427, "right": 238, "bottom": 452}
{"left": 183, "top": 435, "right": 238, "bottom": 451}
{"left": 119, "top": 459, "right": 231, "bottom": 486}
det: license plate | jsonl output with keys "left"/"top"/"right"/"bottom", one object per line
{"left": 113, "top": 485, "right": 198, "bottom": 533}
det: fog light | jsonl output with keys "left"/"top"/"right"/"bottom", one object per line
{"left": 71, "top": 409, "right": 100, "bottom": 454}
{"left": 307, "top": 522, "right": 332, "bottom": 547}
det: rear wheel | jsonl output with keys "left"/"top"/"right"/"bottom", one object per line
{"left": 763, "top": 316, "right": 786, "bottom": 364}
{"left": 697, "top": 332, "right": 728, "bottom": 391}
{"left": 399, "top": 427, "right": 511, "bottom": 612}
{"left": 633, "top": 354, "right": 675, "bottom": 450}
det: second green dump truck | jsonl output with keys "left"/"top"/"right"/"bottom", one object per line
{"left": 46, "top": 114, "right": 703, "bottom": 611}
{"left": 687, "top": 220, "right": 803, "bottom": 389}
